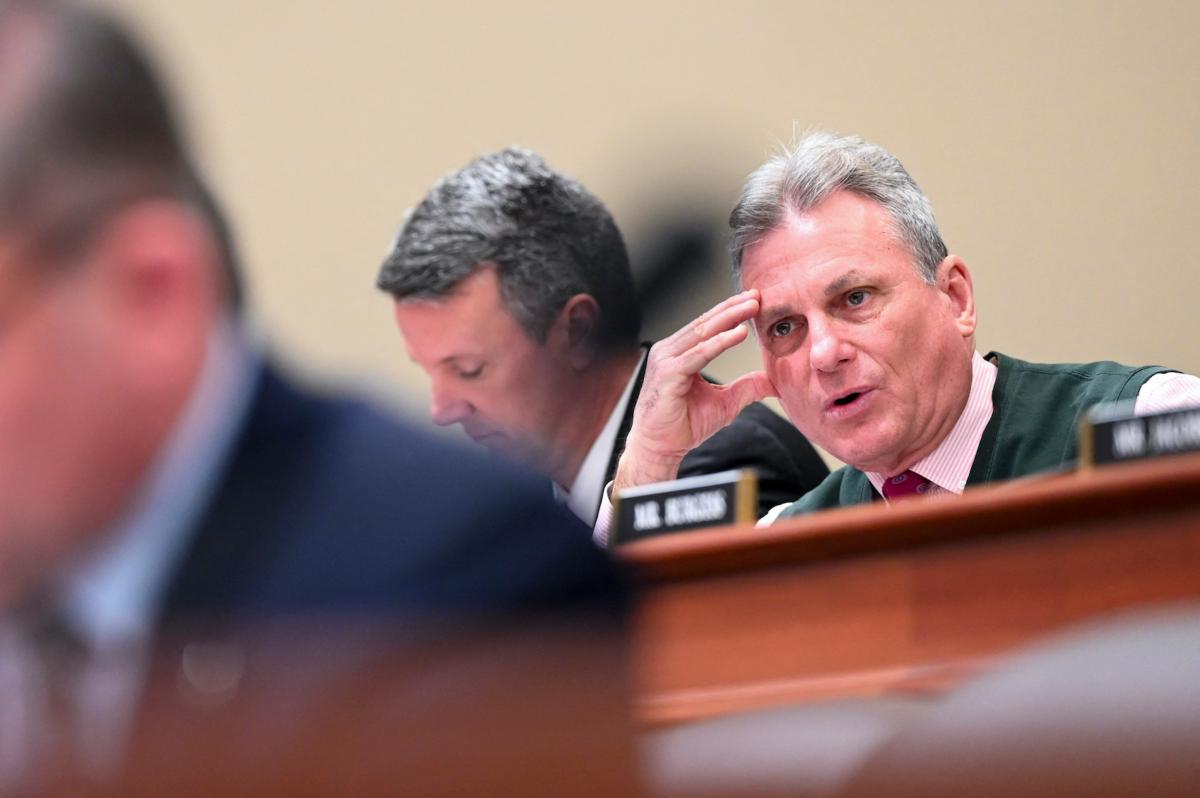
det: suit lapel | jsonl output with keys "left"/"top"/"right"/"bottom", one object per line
{"left": 156, "top": 363, "right": 307, "bottom": 625}
{"left": 603, "top": 344, "right": 651, "bottom": 485}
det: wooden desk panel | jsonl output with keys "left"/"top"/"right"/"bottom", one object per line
{"left": 624, "top": 454, "right": 1200, "bottom": 725}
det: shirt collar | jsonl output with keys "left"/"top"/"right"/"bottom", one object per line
{"left": 866, "top": 351, "right": 998, "bottom": 496}
{"left": 58, "top": 316, "right": 260, "bottom": 651}
{"left": 556, "top": 349, "right": 647, "bottom": 524}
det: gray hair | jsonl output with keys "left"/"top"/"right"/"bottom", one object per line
{"left": 376, "top": 147, "right": 640, "bottom": 350}
{"left": 729, "top": 131, "right": 947, "bottom": 285}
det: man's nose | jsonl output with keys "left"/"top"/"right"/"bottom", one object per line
{"left": 808, "top": 318, "right": 854, "bottom": 373}
{"left": 429, "top": 383, "right": 470, "bottom": 427}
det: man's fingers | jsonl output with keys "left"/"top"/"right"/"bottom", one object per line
{"left": 693, "top": 289, "right": 759, "bottom": 329}
{"left": 672, "top": 323, "right": 752, "bottom": 375}
{"left": 658, "top": 290, "right": 760, "bottom": 356}
{"left": 722, "top": 371, "right": 777, "bottom": 413}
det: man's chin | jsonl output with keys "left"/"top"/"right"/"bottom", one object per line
{"left": 466, "top": 430, "right": 514, "bottom": 453}
{"left": 820, "top": 435, "right": 900, "bottom": 475}
{"left": 473, "top": 435, "right": 526, "bottom": 461}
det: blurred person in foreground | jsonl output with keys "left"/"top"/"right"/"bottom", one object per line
{"left": 0, "top": 0, "right": 624, "bottom": 790}
{"left": 601, "top": 131, "right": 1200, "bottom": 533}
{"left": 377, "top": 148, "right": 828, "bottom": 538}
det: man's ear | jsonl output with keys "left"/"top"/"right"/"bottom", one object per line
{"left": 551, "top": 293, "right": 601, "bottom": 371}
{"left": 937, "top": 255, "right": 977, "bottom": 340}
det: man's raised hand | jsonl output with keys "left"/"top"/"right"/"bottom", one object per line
{"left": 614, "top": 290, "right": 776, "bottom": 491}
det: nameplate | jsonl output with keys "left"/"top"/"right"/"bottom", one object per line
{"left": 612, "top": 469, "right": 758, "bottom": 545}
{"left": 1080, "top": 402, "right": 1200, "bottom": 467}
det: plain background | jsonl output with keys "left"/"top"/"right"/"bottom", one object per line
{"left": 110, "top": 0, "right": 1200, "bottom": 460}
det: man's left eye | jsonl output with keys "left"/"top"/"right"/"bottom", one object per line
{"left": 847, "top": 290, "right": 869, "bottom": 307}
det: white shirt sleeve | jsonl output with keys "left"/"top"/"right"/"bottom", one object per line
{"left": 1135, "top": 371, "right": 1200, "bottom": 415}
{"left": 757, "top": 503, "right": 791, "bottom": 527}
{"left": 593, "top": 484, "right": 615, "bottom": 548}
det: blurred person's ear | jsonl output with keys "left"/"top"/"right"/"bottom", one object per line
{"left": 553, "top": 293, "right": 600, "bottom": 371}
{"left": 89, "top": 200, "right": 221, "bottom": 390}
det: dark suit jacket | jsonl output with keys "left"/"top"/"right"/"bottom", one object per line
{"left": 604, "top": 348, "right": 829, "bottom": 517}
{"left": 109, "top": 364, "right": 627, "bottom": 793}
{"left": 158, "top": 362, "right": 624, "bottom": 624}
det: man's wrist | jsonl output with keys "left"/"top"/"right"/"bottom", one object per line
{"left": 613, "top": 444, "right": 685, "bottom": 493}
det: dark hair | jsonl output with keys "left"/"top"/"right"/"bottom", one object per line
{"left": 377, "top": 147, "right": 640, "bottom": 350}
{"left": 0, "top": 0, "right": 242, "bottom": 306}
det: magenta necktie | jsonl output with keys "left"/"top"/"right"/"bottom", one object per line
{"left": 881, "top": 469, "right": 932, "bottom": 501}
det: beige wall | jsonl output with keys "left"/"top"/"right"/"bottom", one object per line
{"left": 111, "top": 0, "right": 1200, "bottom": 432}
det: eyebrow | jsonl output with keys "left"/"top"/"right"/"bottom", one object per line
{"left": 823, "top": 270, "right": 869, "bottom": 298}
{"left": 758, "top": 268, "right": 873, "bottom": 322}
{"left": 758, "top": 302, "right": 793, "bottom": 325}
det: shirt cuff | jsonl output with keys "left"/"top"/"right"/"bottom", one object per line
{"left": 593, "top": 482, "right": 616, "bottom": 548}
{"left": 1135, "top": 371, "right": 1200, "bottom": 415}
{"left": 757, "top": 503, "right": 792, "bottom": 527}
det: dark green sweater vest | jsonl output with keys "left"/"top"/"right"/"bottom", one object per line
{"left": 777, "top": 352, "right": 1171, "bottom": 518}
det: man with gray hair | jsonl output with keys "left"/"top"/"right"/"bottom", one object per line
{"left": 604, "top": 131, "right": 1200, "bottom": 524}
{"left": 378, "top": 147, "right": 828, "bottom": 531}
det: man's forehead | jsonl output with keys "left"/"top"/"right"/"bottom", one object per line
{"left": 0, "top": 7, "right": 54, "bottom": 242}
{"left": 0, "top": 6, "right": 52, "bottom": 150}
{"left": 745, "top": 193, "right": 908, "bottom": 278}
{"left": 394, "top": 305, "right": 481, "bottom": 366}
{"left": 394, "top": 294, "right": 512, "bottom": 360}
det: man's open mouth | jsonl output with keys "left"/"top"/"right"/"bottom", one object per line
{"left": 833, "top": 391, "right": 862, "bottom": 406}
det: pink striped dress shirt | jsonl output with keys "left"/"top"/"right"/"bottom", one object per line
{"left": 864, "top": 355, "right": 1200, "bottom": 500}
{"left": 864, "top": 352, "right": 997, "bottom": 499}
